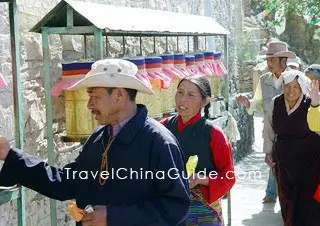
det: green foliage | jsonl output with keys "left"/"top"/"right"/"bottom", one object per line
{"left": 237, "top": 31, "right": 259, "bottom": 63}
{"left": 250, "top": 0, "right": 320, "bottom": 27}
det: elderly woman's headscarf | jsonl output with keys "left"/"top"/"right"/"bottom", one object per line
{"left": 305, "top": 64, "right": 320, "bottom": 79}
{"left": 282, "top": 70, "right": 311, "bottom": 95}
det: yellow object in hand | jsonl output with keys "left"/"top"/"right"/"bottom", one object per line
{"left": 67, "top": 201, "right": 87, "bottom": 222}
{"left": 307, "top": 106, "right": 320, "bottom": 132}
{"left": 186, "top": 155, "right": 198, "bottom": 178}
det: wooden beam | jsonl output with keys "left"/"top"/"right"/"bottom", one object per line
{"left": 47, "top": 26, "right": 96, "bottom": 35}
{"left": 66, "top": 4, "right": 74, "bottom": 28}
{"left": 42, "top": 27, "right": 57, "bottom": 226}
{"left": 8, "top": 0, "right": 26, "bottom": 224}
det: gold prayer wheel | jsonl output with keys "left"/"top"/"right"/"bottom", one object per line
{"left": 171, "top": 77, "right": 181, "bottom": 109}
{"left": 161, "top": 85, "right": 175, "bottom": 114}
{"left": 212, "top": 77, "right": 222, "bottom": 98}
{"left": 144, "top": 79, "right": 163, "bottom": 118}
{"left": 65, "top": 88, "right": 98, "bottom": 138}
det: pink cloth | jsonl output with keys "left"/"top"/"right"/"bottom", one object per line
{"left": 204, "top": 61, "right": 216, "bottom": 76}
{"left": 215, "top": 60, "right": 227, "bottom": 76}
{"left": 195, "top": 63, "right": 212, "bottom": 77}
{"left": 51, "top": 79, "right": 80, "bottom": 96}
{"left": 147, "top": 71, "right": 172, "bottom": 89}
{"left": 162, "top": 68, "right": 181, "bottom": 79}
{"left": 173, "top": 65, "right": 193, "bottom": 77}
{"left": 135, "top": 70, "right": 152, "bottom": 89}
{"left": 186, "top": 60, "right": 205, "bottom": 76}
{"left": 213, "top": 55, "right": 227, "bottom": 77}
{"left": 0, "top": 73, "right": 8, "bottom": 89}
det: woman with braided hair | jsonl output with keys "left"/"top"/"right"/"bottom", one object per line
{"left": 160, "top": 74, "right": 235, "bottom": 225}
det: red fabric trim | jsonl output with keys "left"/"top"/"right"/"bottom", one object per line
{"left": 163, "top": 60, "right": 174, "bottom": 64}
{"left": 159, "top": 118, "right": 169, "bottom": 125}
{"left": 62, "top": 69, "right": 90, "bottom": 76}
{"left": 137, "top": 65, "right": 145, "bottom": 70}
{"left": 177, "top": 113, "right": 201, "bottom": 132}
{"left": 200, "top": 126, "right": 235, "bottom": 203}
{"left": 145, "top": 63, "right": 162, "bottom": 69}
{"left": 186, "top": 62, "right": 194, "bottom": 66}
{"left": 174, "top": 60, "right": 186, "bottom": 64}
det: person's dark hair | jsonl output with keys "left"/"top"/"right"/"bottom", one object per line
{"left": 106, "top": 87, "right": 137, "bottom": 101}
{"left": 177, "top": 74, "right": 211, "bottom": 119}
{"left": 279, "top": 57, "right": 288, "bottom": 68}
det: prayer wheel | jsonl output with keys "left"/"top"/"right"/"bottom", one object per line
{"left": 145, "top": 57, "right": 164, "bottom": 118}
{"left": 61, "top": 62, "right": 98, "bottom": 139}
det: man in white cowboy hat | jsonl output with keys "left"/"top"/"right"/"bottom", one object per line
{"left": 0, "top": 59, "right": 190, "bottom": 226}
{"left": 237, "top": 40, "right": 296, "bottom": 203}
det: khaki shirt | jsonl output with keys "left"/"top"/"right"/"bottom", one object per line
{"left": 247, "top": 68, "right": 291, "bottom": 116}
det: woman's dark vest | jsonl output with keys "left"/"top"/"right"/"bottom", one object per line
{"left": 165, "top": 115, "right": 216, "bottom": 174}
{"left": 272, "top": 94, "right": 320, "bottom": 225}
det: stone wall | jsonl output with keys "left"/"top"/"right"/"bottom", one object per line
{"left": 0, "top": 0, "right": 253, "bottom": 225}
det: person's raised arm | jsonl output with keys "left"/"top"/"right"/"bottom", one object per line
{"left": 307, "top": 80, "right": 320, "bottom": 132}
{"left": 0, "top": 136, "right": 76, "bottom": 201}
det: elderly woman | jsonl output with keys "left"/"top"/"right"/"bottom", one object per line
{"left": 160, "top": 74, "right": 235, "bottom": 226}
{"left": 263, "top": 70, "right": 320, "bottom": 226}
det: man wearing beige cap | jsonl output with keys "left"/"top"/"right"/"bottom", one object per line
{"left": 0, "top": 59, "right": 190, "bottom": 226}
{"left": 237, "top": 40, "right": 296, "bottom": 203}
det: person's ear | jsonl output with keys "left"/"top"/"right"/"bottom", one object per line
{"left": 281, "top": 58, "right": 287, "bottom": 68}
{"left": 112, "top": 88, "right": 123, "bottom": 102}
{"left": 202, "top": 97, "right": 210, "bottom": 107}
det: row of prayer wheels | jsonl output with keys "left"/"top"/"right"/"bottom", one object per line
{"left": 51, "top": 52, "right": 227, "bottom": 140}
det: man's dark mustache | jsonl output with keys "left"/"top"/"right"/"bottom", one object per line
{"left": 91, "top": 110, "right": 101, "bottom": 114}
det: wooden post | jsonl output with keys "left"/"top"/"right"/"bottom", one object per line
{"left": 9, "top": 0, "right": 26, "bottom": 225}
{"left": 42, "top": 27, "right": 57, "bottom": 226}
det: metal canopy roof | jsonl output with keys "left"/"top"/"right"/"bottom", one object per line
{"left": 30, "top": 0, "right": 230, "bottom": 36}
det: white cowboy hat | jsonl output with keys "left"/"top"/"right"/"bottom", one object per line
{"left": 264, "top": 41, "right": 296, "bottom": 58}
{"left": 68, "top": 59, "right": 155, "bottom": 94}
{"left": 287, "top": 57, "right": 301, "bottom": 68}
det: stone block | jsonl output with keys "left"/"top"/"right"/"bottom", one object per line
{"left": 25, "top": 36, "right": 43, "bottom": 61}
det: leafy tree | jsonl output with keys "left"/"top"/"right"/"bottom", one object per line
{"left": 251, "top": 0, "right": 320, "bottom": 27}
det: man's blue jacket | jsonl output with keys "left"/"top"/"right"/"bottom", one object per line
{"left": 0, "top": 105, "right": 190, "bottom": 225}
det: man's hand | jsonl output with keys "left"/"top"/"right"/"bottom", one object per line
{"left": 308, "top": 80, "right": 320, "bottom": 106}
{"left": 0, "top": 136, "right": 10, "bottom": 161}
{"left": 236, "top": 95, "right": 250, "bottom": 108}
{"left": 265, "top": 153, "right": 275, "bottom": 168}
{"left": 82, "top": 205, "right": 107, "bottom": 226}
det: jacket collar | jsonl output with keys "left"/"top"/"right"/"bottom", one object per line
{"left": 177, "top": 113, "right": 201, "bottom": 132}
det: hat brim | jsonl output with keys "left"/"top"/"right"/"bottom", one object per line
{"left": 287, "top": 62, "right": 299, "bottom": 68}
{"left": 68, "top": 72, "right": 155, "bottom": 95}
{"left": 266, "top": 51, "right": 296, "bottom": 58}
